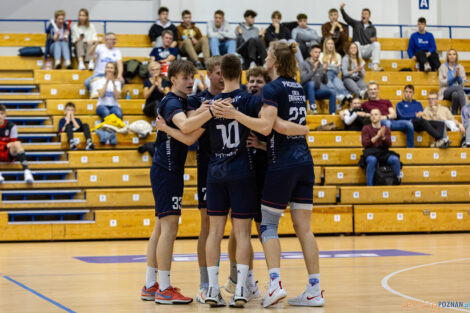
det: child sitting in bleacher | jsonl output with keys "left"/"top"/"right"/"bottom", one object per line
{"left": 58, "top": 102, "right": 94, "bottom": 151}
{"left": 0, "top": 104, "right": 34, "bottom": 183}
{"left": 339, "top": 96, "right": 370, "bottom": 131}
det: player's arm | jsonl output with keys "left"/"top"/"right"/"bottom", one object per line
{"left": 273, "top": 117, "right": 310, "bottom": 136}
{"left": 171, "top": 109, "right": 212, "bottom": 134}
{"left": 156, "top": 115, "right": 204, "bottom": 146}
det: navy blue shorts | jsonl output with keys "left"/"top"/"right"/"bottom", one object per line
{"left": 197, "top": 164, "right": 208, "bottom": 209}
{"left": 150, "top": 163, "right": 184, "bottom": 219}
{"left": 207, "top": 177, "right": 258, "bottom": 219}
{"left": 261, "top": 164, "right": 314, "bottom": 211}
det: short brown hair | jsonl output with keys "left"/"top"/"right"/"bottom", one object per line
{"left": 158, "top": 7, "right": 169, "bottom": 15}
{"left": 168, "top": 59, "right": 197, "bottom": 81}
{"left": 246, "top": 66, "right": 271, "bottom": 84}
{"left": 404, "top": 84, "right": 415, "bottom": 91}
{"left": 161, "top": 30, "right": 174, "bottom": 38}
{"left": 181, "top": 10, "right": 191, "bottom": 17}
{"left": 269, "top": 41, "right": 298, "bottom": 79}
{"left": 362, "top": 8, "right": 371, "bottom": 14}
{"left": 329, "top": 8, "right": 338, "bottom": 14}
{"left": 367, "top": 80, "right": 379, "bottom": 88}
{"left": 65, "top": 102, "right": 76, "bottom": 109}
{"left": 221, "top": 54, "right": 241, "bottom": 80}
{"left": 205, "top": 56, "right": 222, "bottom": 73}
{"left": 428, "top": 91, "right": 438, "bottom": 97}
{"left": 297, "top": 13, "right": 307, "bottom": 21}
{"left": 244, "top": 10, "right": 257, "bottom": 18}
{"left": 271, "top": 11, "right": 282, "bottom": 19}
{"left": 0, "top": 104, "right": 6, "bottom": 112}
{"left": 54, "top": 9, "right": 66, "bottom": 19}
{"left": 214, "top": 10, "right": 224, "bottom": 17}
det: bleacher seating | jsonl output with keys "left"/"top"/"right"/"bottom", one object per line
{"left": 1, "top": 30, "right": 470, "bottom": 241}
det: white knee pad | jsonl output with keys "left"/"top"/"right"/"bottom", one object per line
{"left": 260, "top": 205, "right": 282, "bottom": 243}
{"left": 290, "top": 202, "right": 313, "bottom": 211}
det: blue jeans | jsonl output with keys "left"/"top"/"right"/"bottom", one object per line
{"left": 50, "top": 41, "right": 70, "bottom": 62}
{"left": 96, "top": 105, "right": 123, "bottom": 120}
{"left": 381, "top": 119, "right": 415, "bottom": 148}
{"left": 84, "top": 73, "right": 104, "bottom": 92}
{"left": 326, "top": 70, "right": 351, "bottom": 98}
{"left": 303, "top": 81, "right": 337, "bottom": 114}
{"left": 365, "top": 155, "right": 401, "bottom": 186}
{"left": 209, "top": 37, "right": 236, "bottom": 55}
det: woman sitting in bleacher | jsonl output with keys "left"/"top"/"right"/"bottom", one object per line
{"left": 142, "top": 61, "right": 170, "bottom": 118}
{"left": 341, "top": 42, "right": 367, "bottom": 99}
{"left": 45, "top": 9, "right": 72, "bottom": 69}
{"left": 71, "top": 8, "right": 98, "bottom": 71}
{"left": 93, "top": 62, "right": 123, "bottom": 120}
{"left": 438, "top": 49, "right": 467, "bottom": 115}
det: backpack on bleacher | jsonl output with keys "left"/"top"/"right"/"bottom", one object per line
{"left": 123, "top": 59, "right": 141, "bottom": 83}
{"left": 18, "top": 47, "right": 44, "bottom": 57}
{"left": 374, "top": 165, "right": 400, "bottom": 186}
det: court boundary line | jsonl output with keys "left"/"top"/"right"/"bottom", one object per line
{"left": 381, "top": 258, "right": 470, "bottom": 312}
{"left": 3, "top": 275, "right": 76, "bottom": 313}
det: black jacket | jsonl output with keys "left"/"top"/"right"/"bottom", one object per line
{"left": 340, "top": 8, "right": 377, "bottom": 45}
{"left": 264, "top": 23, "right": 291, "bottom": 47}
{"left": 148, "top": 22, "right": 178, "bottom": 43}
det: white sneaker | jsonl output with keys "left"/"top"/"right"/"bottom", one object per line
{"left": 372, "top": 63, "right": 384, "bottom": 71}
{"left": 262, "top": 281, "right": 287, "bottom": 308}
{"left": 249, "top": 61, "right": 256, "bottom": 69}
{"left": 78, "top": 61, "right": 86, "bottom": 70}
{"left": 223, "top": 277, "right": 236, "bottom": 294}
{"left": 288, "top": 287, "right": 324, "bottom": 307}
{"left": 24, "top": 169, "right": 34, "bottom": 184}
{"left": 205, "top": 286, "right": 226, "bottom": 307}
{"left": 0, "top": 173, "right": 4, "bottom": 183}
{"left": 248, "top": 281, "right": 261, "bottom": 300}
{"left": 195, "top": 287, "right": 207, "bottom": 304}
{"left": 230, "top": 286, "right": 248, "bottom": 307}
{"left": 424, "top": 62, "right": 432, "bottom": 72}
{"left": 88, "top": 61, "right": 95, "bottom": 71}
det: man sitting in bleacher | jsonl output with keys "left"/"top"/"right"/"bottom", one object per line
{"left": 58, "top": 102, "right": 94, "bottom": 151}
{"left": 321, "top": 8, "right": 349, "bottom": 56}
{"left": 0, "top": 104, "right": 34, "bottom": 184}
{"left": 207, "top": 10, "right": 237, "bottom": 56}
{"left": 396, "top": 84, "right": 449, "bottom": 148}
{"left": 236, "top": 10, "right": 266, "bottom": 70}
{"left": 361, "top": 81, "right": 415, "bottom": 148}
{"left": 340, "top": 3, "right": 383, "bottom": 71}
{"left": 84, "top": 32, "right": 124, "bottom": 91}
{"left": 149, "top": 6, "right": 178, "bottom": 48}
{"left": 407, "top": 17, "right": 440, "bottom": 72}
{"left": 291, "top": 13, "right": 321, "bottom": 61}
{"left": 150, "top": 30, "right": 179, "bottom": 64}
{"left": 177, "top": 10, "right": 209, "bottom": 70}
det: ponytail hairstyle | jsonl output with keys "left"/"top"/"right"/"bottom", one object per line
{"left": 269, "top": 41, "right": 298, "bottom": 79}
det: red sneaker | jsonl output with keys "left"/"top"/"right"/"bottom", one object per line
{"left": 141, "top": 283, "right": 159, "bottom": 301}
{"left": 155, "top": 286, "right": 193, "bottom": 304}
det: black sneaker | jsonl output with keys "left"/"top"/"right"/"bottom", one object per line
{"left": 86, "top": 139, "right": 95, "bottom": 150}
{"left": 69, "top": 140, "right": 78, "bottom": 150}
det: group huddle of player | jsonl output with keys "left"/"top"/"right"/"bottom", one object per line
{"left": 141, "top": 41, "right": 324, "bottom": 308}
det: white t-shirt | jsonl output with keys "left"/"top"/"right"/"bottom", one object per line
{"left": 94, "top": 44, "right": 122, "bottom": 75}
{"left": 95, "top": 78, "right": 121, "bottom": 107}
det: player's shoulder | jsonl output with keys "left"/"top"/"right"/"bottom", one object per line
{"left": 6, "top": 120, "right": 16, "bottom": 128}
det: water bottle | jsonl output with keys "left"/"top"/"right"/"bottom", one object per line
{"left": 126, "top": 90, "right": 131, "bottom": 100}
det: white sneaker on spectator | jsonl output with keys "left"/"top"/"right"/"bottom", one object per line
{"left": 424, "top": 62, "right": 432, "bottom": 72}
{"left": 24, "top": 169, "right": 34, "bottom": 184}
{"left": 249, "top": 61, "right": 256, "bottom": 69}
{"left": 372, "top": 63, "right": 384, "bottom": 71}
{"left": 78, "top": 61, "right": 86, "bottom": 70}
{"left": 88, "top": 61, "right": 95, "bottom": 71}
{"left": 0, "top": 173, "right": 4, "bottom": 183}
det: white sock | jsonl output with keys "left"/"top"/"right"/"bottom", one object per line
{"left": 145, "top": 266, "right": 158, "bottom": 289}
{"left": 230, "top": 261, "right": 237, "bottom": 283}
{"left": 247, "top": 269, "right": 256, "bottom": 286}
{"left": 236, "top": 264, "right": 249, "bottom": 293}
{"left": 307, "top": 273, "right": 321, "bottom": 292}
{"left": 200, "top": 267, "right": 209, "bottom": 289}
{"left": 207, "top": 266, "right": 219, "bottom": 289}
{"left": 269, "top": 268, "right": 281, "bottom": 285}
{"left": 158, "top": 270, "right": 170, "bottom": 291}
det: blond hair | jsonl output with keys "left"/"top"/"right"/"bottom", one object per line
{"left": 270, "top": 41, "right": 298, "bottom": 79}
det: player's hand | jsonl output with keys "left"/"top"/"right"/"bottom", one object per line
{"left": 196, "top": 100, "right": 211, "bottom": 114}
{"left": 246, "top": 132, "right": 267, "bottom": 150}
{"left": 212, "top": 98, "right": 237, "bottom": 119}
{"left": 155, "top": 115, "right": 168, "bottom": 132}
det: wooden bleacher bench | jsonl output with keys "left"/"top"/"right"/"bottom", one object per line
{"left": 46, "top": 99, "right": 145, "bottom": 115}
{"left": 51, "top": 115, "right": 154, "bottom": 132}
{"left": 40, "top": 84, "right": 143, "bottom": 99}
{"left": 60, "top": 132, "right": 154, "bottom": 149}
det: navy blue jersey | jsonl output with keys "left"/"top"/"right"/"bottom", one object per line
{"left": 153, "top": 92, "right": 189, "bottom": 173}
{"left": 187, "top": 89, "right": 215, "bottom": 166}
{"left": 206, "top": 88, "right": 262, "bottom": 183}
{"left": 262, "top": 77, "right": 313, "bottom": 171}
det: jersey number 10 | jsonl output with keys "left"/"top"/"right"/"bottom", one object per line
{"left": 216, "top": 120, "right": 240, "bottom": 148}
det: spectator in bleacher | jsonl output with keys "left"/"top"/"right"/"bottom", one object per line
{"left": 339, "top": 96, "right": 370, "bottom": 131}
{"left": 321, "top": 37, "right": 352, "bottom": 110}
{"left": 95, "top": 62, "right": 123, "bottom": 120}
{"left": 58, "top": 102, "right": 94, "bottom": 151}
{"left": 45, "top": 9, "right": 72, "bottom": 69}
{"left": 300, "top": 45, "right": 336, "bottom": 114}
{"left": 72, "top": 8, "right": 98, "bottom": 71}
{"left": 149, "top": 6, "right": 178, "bottom": 48}
{"left": 321, "top": 8, "right": 349, "bottom": 56}
{"left": 342, "top": 42, "right": 367, "bottom": 99}
{"left": 461, "top": 103, "right": 470, "bottom": 147}
{"left": 236, "top": 10, "right": 266, "bottom": 70}
{"left": 396, "top": 85, "right": 449, "bottom": 148}
{"left": 361, "top": 81, "right": 415, "bottom": 148}
{"left": 407, "top": 17, "right": 440, "bottom": 72}
{"left": 0, "top": 104, "right": 34, "bottom": 184}
{"left": 84, "top": 32, "right": 123, "bottom": 91}
{"left": 143, "top": 61, "right": 170, "bottom": 118}
{"left": 150, "top": 30, "right": 179, "bottom": 64}
{"left": 207, "top": 10, "right": 236, "bottom": 56}
{"left": 438, "top": 49, "right": 467, "bottom": 114}
{"left": 423, "top": 91, "right": 465, "bottom": 138}
{"left": 177, "top": 10, "right": 209, "bottom": 70}
{"left": 340, "top": 3, "right": 383, "bottom": 71}
{"left": 292, "top": 13, "right": 321, "bottom": 61}
{"left": 360, "top": 108, "right": 401, "bottom": 186}
{"left": 264, "top": 11, "right": 304, "bottom": 63}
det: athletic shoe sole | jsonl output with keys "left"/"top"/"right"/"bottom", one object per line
{"left": 155, "top": 299, "right": 193, "bottom": 305}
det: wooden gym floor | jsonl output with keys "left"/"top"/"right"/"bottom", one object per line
{"left": 1, "top": 233, "right": 470, "bottom": 313}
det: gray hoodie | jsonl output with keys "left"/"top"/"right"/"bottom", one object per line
{"left": 237, "top": 23, "right": 260, "bottom": 42}
{"left": 207, "top": 20, "right": 236, "bottom": 40}
{"left": 300, "top": 58, "right": 328, "bottom": 87}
